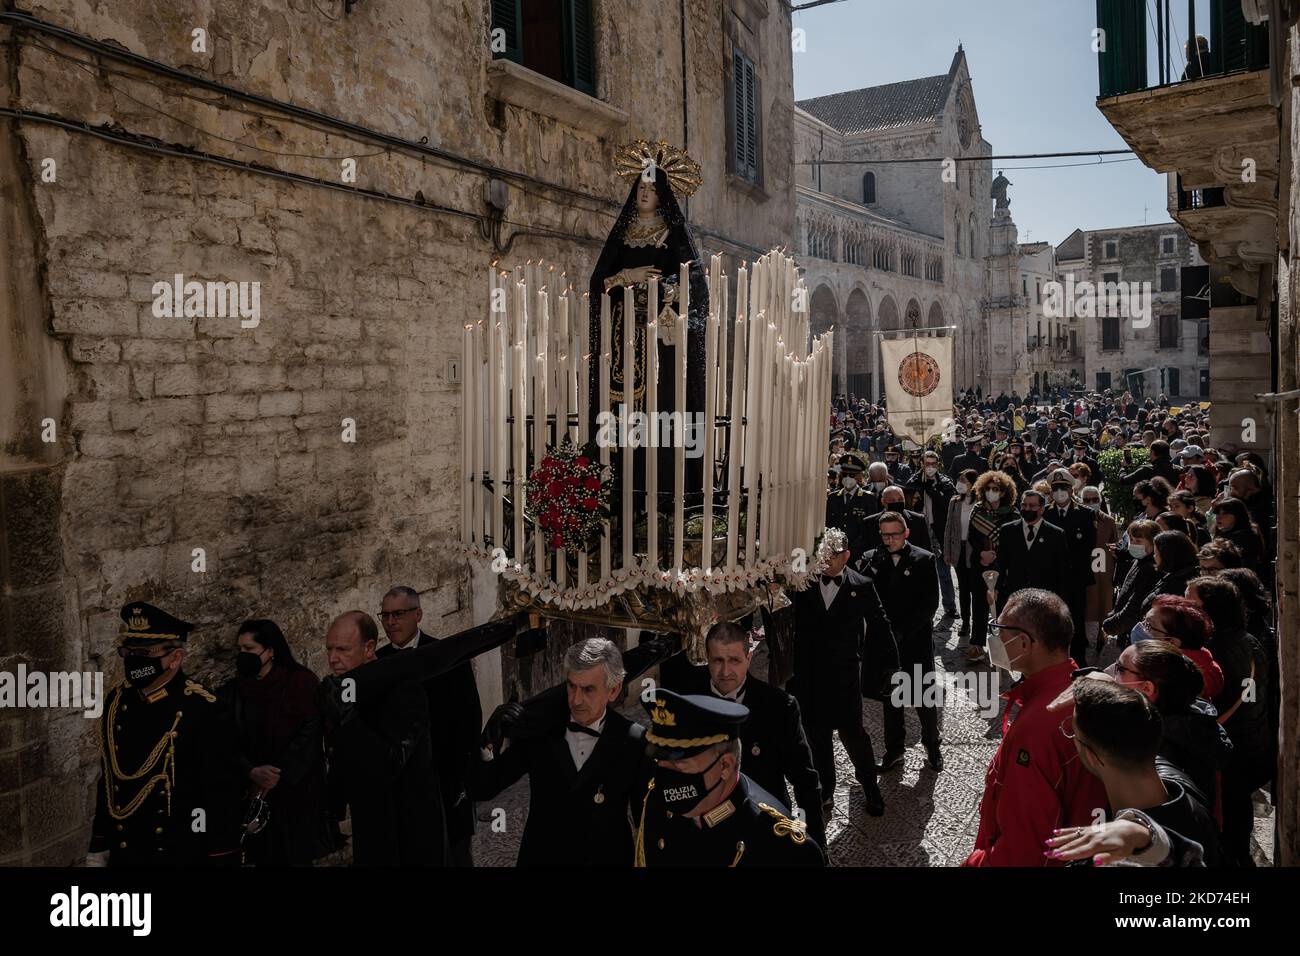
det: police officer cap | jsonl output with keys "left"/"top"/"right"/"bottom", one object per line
{"left": 643, "top": 688, "right": 747, "bottom": 760}
{"left": 839, "top": 452, "right": 867, "bottom": 474}
{"left": 119, "top": 601, "right": 193, "bottom": 647}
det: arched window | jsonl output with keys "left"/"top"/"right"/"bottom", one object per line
{"left": 863, "top": 171, "right": 876, "bottom": 205}
{"left": 968, "top": 213, "right": 977, "bottom": 259}
{"left": 954, "top": 212, "right": 962, "bottom": 256}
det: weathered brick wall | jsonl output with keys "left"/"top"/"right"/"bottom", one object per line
{"left": 1, "top": 0, "right": 795, "bottom": 862}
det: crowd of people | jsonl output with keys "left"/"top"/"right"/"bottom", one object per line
{"left": 824, "top": 386, "right": 1277, "bottom": 866}
{"left": 87, "top": 385, "right": 1277, "bottom": 869}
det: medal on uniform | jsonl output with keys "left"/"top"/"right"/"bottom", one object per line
{"left": 593, "top": 785, "right": 605, "bottom": 805}
{"left": 751, "top": 743, "right": 761, "bottom": 757}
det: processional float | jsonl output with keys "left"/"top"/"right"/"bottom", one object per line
{"left": 459, "top": 141, "right": 834, "bottom": 659}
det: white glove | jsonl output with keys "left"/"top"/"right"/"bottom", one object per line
{"left": 84, "top": 850, "right": 110, "bottom": 867}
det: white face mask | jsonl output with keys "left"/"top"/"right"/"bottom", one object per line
{"left": 873, "top": 481, "right": 887, "bottom": 492}
{"left": 985, "top": 490, "right": 1002, "bottom": 505}
{"left": 988, "top": 629, "right": 1025, "bottom": 672}
{"left": 841, "top": 476, "right": 857, "bottom": 491}
{"left": 955, "top": 481, "right": 970, "bottom": 495}
{"left": 924, "top": 466, "right": 938, "bottom": 478}
{"left": 1071, "top": 477, "right": 1084, "bottom": 491}
{"left": 1128, "top": 542, "right": 1148, "bottom": 558}
{"left": 1082, "top": 500, "right": 1100, "bottom": 511}
{"left": 1052, "top": 489, "right": 1070, "bottom": 505}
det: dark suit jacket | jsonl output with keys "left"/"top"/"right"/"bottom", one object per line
{"left": 1042, "top": 503, "right": 1097, "bottom": 591}
{"left": 325, "top": 678, "right": 444, "bottom": 866}
{"left": 994, "top": 519, "right": 1069, "bottom": 607}
{"left": 667, "top": 666, "right": 823, "bottom": 840}
{"left": 791, "top": 567, "right": 895, "bottom": 723}
{"left": 470, "top": 708, "right": 646, "bottom": 866}
{"left": 859, "top": 544, "right": 940, "bottom": 668}
{"left": 861, "top": 507, "right": 932, "bottom": 554}
{"left": 378, "top": 632, "right": 482, "bottom": 845}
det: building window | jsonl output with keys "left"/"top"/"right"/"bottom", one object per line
{"left": 730, "top": 48, "right": 761, "bottom": 185}
{"left": 1104, "top": 239, "right": 1118, "bottom": 259}
{"left": 1070, "top": 330, "right": 1077, "bottom": 354}
{"left": 1199, "top": 368, "right": 1210, "bottom": 397}
{"left": 1162, "top": 236, "right": 1176, "bottom": 255}
{"left": 862, "top": 171, "right": 876, "bottom": 204}
{"left": 1035, "top": 279, "right": 1041, "bottom": 303}
{"left": 1160, "top": 268, "right": 1178, "bottom": 292}
{"left": 1096, "top": 371, "right": 1112, "bottom": 391}
{"left": 1102, "top": 315, "right": 1121, "bottom": 350}
{"left": 954, "top": 213, "right": 962, "bottom": 256}
{"left": 969, "top": 214, "right": 977, "bottom": 258}
{"left": 1165, "top": 367, "right": 1180, "bottom": 396}
{"left": 1197, "top": 319, "right": 1209, "bottom": 355}
{"left": 1021, "top": 276, "right": 1027, "bottom": 296}
{"left": 491, "top": 0, "right": 595, "bottom": 95}
{"left": 1158, "top": 314, "right": 1179, "bottom": 348}
{"left": 1102, "top": 271, "right": 1119, "bottom": 284}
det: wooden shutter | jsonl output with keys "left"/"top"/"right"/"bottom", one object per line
{"left": 733, "top": 51, "right": 747, "bottom": 175}
{"left": 490, "top": 0, "right": 523, "bottom": 64}
{"left": 564, "top": 0, "right": 595, "bottom": 95}
{"left": 732, "top": 50, "right": 759, "bottom": 183}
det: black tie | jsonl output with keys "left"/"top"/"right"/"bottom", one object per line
{"left": 821, "top": 574, "right": 842, "bottom": 586}
{"left": 567, "top": 721, "right": 600, "bottom": 738}
{"left": 1027, "top": 526, "right": 1036, "bottom": 544}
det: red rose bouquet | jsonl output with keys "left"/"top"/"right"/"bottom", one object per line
{"left": 525, "top": 438, "right": 611, "bottom": 552}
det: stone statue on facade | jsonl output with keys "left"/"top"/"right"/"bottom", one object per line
{"left": 991, "top": 170, "right": 1012, "bottom": 211}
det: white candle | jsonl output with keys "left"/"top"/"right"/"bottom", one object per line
{"left": 513, "top": 281, "right": 527, "bottom": 564}
{"left": 646, "top": 276, "right": 659, "bottom": 569}
{"left": 673, "top": 262, "right": 688, "bottom": 570}
{"left": 494, "top": 279, "right": 508, "bottom": 554}
{"left": 486, "top": 270, "right": 498, "bottom": 549}
{"left": 472, "top": 321, "right": 484, "bottom": 547}
{"left": 701, "top": 310, "right": 718, "bottom": 570}
{"left": 622, "top": 282, "right": 634, "bottom": 568}
{"left": 742, "top": 307, "right": 762, "bottom": 568}
{"left": 726, "top": 272, "right": 748, "bottom": 571}
{"left": 599, "top": 292, "right": 611, "bottom": 581}
{"left": 534, "top": 349, "right": 547, "bottom": 573}
{"left": 461, "top": 323, "right": 472, "bottom": 545}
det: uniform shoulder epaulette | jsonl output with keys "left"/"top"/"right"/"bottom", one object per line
{"left": 183, "top": 679, "right": 216, "bottom": 703}
{"left": 757, "top": 802, "right": 807, "bottom": 844}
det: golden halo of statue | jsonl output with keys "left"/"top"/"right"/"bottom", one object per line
{"left": 614, "top": 139, "right": 703, "bottom": 198}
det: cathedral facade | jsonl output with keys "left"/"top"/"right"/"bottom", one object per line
{"left": 793, "top": 47, "right": 993, "bottom": 400}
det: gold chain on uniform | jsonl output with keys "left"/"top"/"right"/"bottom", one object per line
{"left": 634, "top": 778, "right": 746, "bottom": 866}
{"left": 99, "top": 686, "right": 181, "bottom": 820}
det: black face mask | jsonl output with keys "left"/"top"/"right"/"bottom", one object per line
{"left": 124, "top": 654, "right": 166, "bottom": 686}
{"left": 1021, "top": 509, "right": 1040, "bottom": 524}
{"left": 883, "top": 501, "right": 904, "bottom": 513}
{"left": 236, "top": 651, "right": 266, "bottom": 678}
{"left": 656, "top": 752, "right": 725, "bottom": 813}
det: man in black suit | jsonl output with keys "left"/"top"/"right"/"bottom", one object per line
{"left": 948, "top": 435, "right": 989, "bottom": 481}
{"left": 471, "top": 638, "right": 646, "bottom": 866}
{"left": 859, "top": 511, "right": 944, "bottom": 771}
{"left": 790, "top": 528, "right": 894, "bottom": 816}
{"left": 994, "top": 490, "right": 1068, "bottom": 610}
{"left": 1041, "top": 474, "right": 1098, "bottom": 663}
{"left": 323, "top": 611, "right": 445, "bottom": 866}
{"left": 665, "top": 621, "right": 824, "bottom": 846}
{"left": 862, "top": 485, "right": 932, "bottom": 554}
{"left": 377, "top": 586, "right": 482, "bottom": 866}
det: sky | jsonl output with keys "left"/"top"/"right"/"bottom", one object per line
{"left": 791, "top": 0, "right": 1213, "bottom": 247}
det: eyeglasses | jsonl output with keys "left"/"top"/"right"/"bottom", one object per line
{"left": 378, "top": 608, "right": 418, "bottom": 619}
{"left": 1058, "top": 717, "right": 1077, "bottom": 740}
{"left": 1139, "top": 616, "right": 1174, "bottom": 639}
{"left": 987, "top": 619, "right": 1031, "bottom": 640}
{"left": 880, "top": 531, "right": 905, "bottom": 539}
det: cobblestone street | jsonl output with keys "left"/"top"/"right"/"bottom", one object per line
{"left": 473, "top": 607, "right": 1276, "bottom": 866}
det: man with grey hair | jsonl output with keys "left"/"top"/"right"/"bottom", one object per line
{"left": 377, "top": 585, "right": 482, "bottom": 866}
{"left": 471, "top": 637, "right": 646, "bottom": 865}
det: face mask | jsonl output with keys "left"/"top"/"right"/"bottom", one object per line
{"left": 985, "top": 491, "right": 1001, "bottom": 505}
{"left": 924, "top": 466, "right": 938, "bottom": 478}
{"left": 873, "top": 481, "right": 887, "bottom": 492}
{"left": 655, "top": 752, "right": 725, "bottom": 814}
{"left": 1020, "top": 509, "right": 1040, "bottom": 524}
{"left": 124, "top": 653, "right": 166, "bottom": 686}
{"left": 236, "top": 651, "right": 265, "bottom": 678}
{"left": 988, "top": 630, "right": 1026, "bottom": 672}
{"left": 1128, "top": 542, "right": 1147, "bottom": 558}
{"left": 1130, "top": 621, "right": 1154, "bottom": 643}
{"left": 955, "top": 481, "right": 970, "bottom": 495}
{"left": 841, "top": 476, "right": 857, "bottom": 491}
{"left": 1052, "top": 490, "right": 1070, "bottom": 505}
{"left": 1071, "top": 478, "right": 1084, "bottom": 491}
{"left": 883, "top": 501, "right": 903, "bottom": 513}
{"left": 1082, "top": 500, "right": 1100, "bottom": 511}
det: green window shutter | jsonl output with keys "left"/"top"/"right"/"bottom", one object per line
{"left": 733, "top": 51, "right": 747, "bottom": 174}
{"left": 564, "top": 0, "right": 595, "bottom": 95}
{"left": 490, "top": 0, "right": 523, "bottom": 64}
{"left": 731, "top": 50, "right": 759, "bottom": 182}
{"left": 1095, "top": 0, "right": 1147, "bottom": 97}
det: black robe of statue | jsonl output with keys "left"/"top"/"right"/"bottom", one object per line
{"left": 587, "top": 167, "right": 709, "bottom": 531}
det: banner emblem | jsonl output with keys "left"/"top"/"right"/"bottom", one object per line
{"left": 897, "top": 352, "right": 941, "bottom": 398}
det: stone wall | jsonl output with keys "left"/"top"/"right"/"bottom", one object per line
{"left": 0, "top": 0, "right": 795, "bottom": 864}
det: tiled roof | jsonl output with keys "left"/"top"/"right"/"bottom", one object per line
{"left": 796, "top": 73, "right": 952, "bottom": 134}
